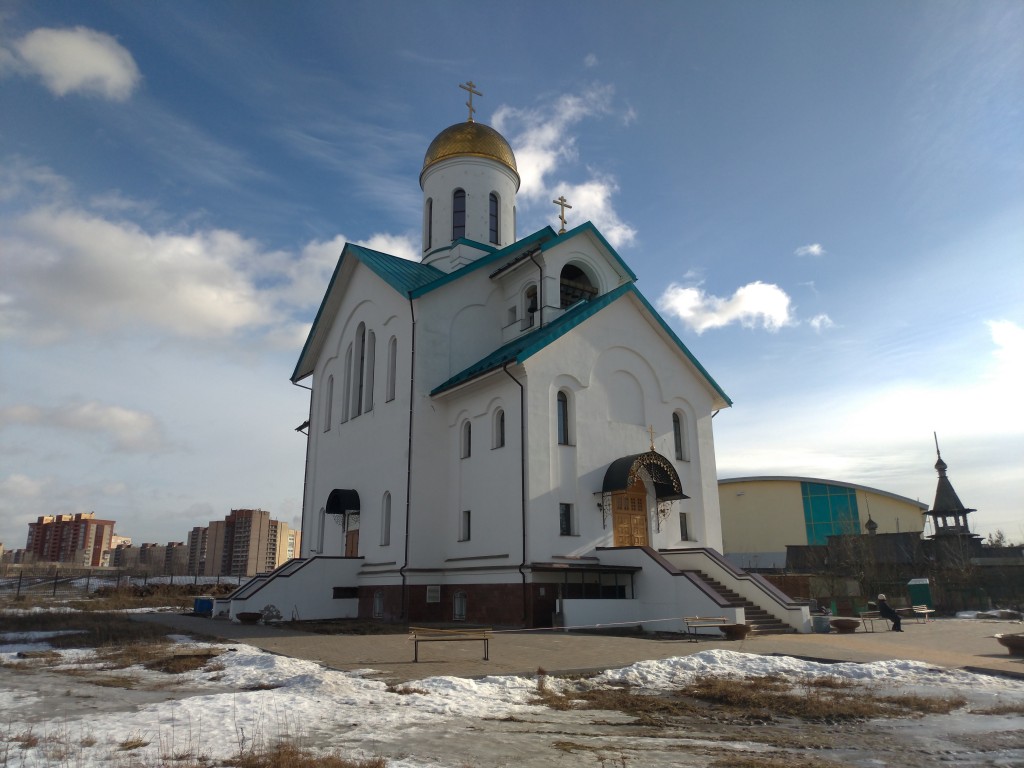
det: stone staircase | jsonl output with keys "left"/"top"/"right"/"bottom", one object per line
{"left": 695, "top": 570, "right": 796, "bottom": 635}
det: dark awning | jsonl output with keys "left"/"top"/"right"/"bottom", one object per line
{"left": 601, "top": 451, "right": 688, "bottom": 501}
{"left": 326, "top": 488, "right": 360, "bottom": 515}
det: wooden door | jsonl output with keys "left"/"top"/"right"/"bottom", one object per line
{"left": 345, "top": 529, "right": 359, "bottom": 557}
{"left": 612, "top": 478, "right": 649, "bottom": 547}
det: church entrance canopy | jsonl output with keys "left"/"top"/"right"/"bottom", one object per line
{"left": 601, "top": 451, "right": 688, "bottom": 501}
{"left": 326, "top": 489, "right": 360, "bottom": 516}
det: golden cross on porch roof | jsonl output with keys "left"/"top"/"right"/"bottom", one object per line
{"left": 553, "top": 195, "right": 573, "bottom": 234}
{"left": 459, "top": 80, "right": 482, "bottom": 122}
{"left": 647, "top": 424, "right": 656, "bottom": 451}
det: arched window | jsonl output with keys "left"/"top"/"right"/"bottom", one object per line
{"left": 673, "top": 412, "right": 688, "bottom": 461}
{"left": 423, "top": 198, "right": 432, "bottom": 251}
{"left": 493, "top": 408, "right": 505, "bottom": 449}
{"left": 324, "top": 375, "right": 334, "bottom": 431}
{"left": 523, "top": 284, "right": 538, "bottom": 329}
{"left": 461, "top": 420, "right": 472, "bottom": 458}
{"left": 453, "top": 590, "right": 467, "bottom": 621}
{"left": 386, "top": 336, "right": 397, "bottom": 402}
{"left": 556, "top": 391, "right": 570, "bottom": 445}
{"left": 353, "top": 323, "right": 366, "bottom": 417}
{"left": 489, "top": 192, "right": 499, "bottom": 244}
{"left": 364, "top": 330, "right": 375, "bottom": 412}
{"left": 380, "top": 492, "right": 391, "bottom": 546}
{"left": 452, "top": 189, "right": 466, "bottom": 241}
{"left": 341, "top": 343, "right": 353, "bottom": 422}
{"left": 373, "top": 590, "right": 384, "bottom": 618}
{"left": 559, "top": 264, "right": 597, "bottom": 308}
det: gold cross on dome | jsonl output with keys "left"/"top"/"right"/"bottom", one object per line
{"left": 553, "top": 195, "right": 573, "bottom": 234}
{"left": 459, "top": 81, "right": 482, "bottom": 122}
{"left": 647, "top": 425, "right": 656, "bottom": 451}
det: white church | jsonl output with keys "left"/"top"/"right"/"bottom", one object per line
{"left": 222, "top": 85, "right": 810, "bottom": 634}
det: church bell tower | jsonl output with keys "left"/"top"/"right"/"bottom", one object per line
{"left": 419, "top": 82, "right": 519, "bottom": 271}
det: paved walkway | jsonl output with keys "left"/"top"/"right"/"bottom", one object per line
{"left": 134, "top": 613, "right": 1024, "bottom": 684}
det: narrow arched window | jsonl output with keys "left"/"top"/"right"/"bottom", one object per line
{"left": 341, "top": 344, "right": 353, "bottom": 422}
{"left": 364, "top": 330, "right": 375, "bottom": 412}
{"left": 493, "top": 408, "right": 505, "bottom": 449}
{"left": 423, "top": 198, "right": 433, "bottom": 251}
{"left": 673, "top": 411, "right": 689, "bottom": 461}
{"left": 556, "top": 391, "right": 570, "bottom": 445}
{"left": 381, "top": 492, "right": 391, "bottom": 546}
{"left": 386, "top": 336, "right": 397, "bottom": 402}
{"left": 353, "top": 323, "right": 366, "bottom": 417}
{"left": 324, "top": 375, "right": 334, "bottom": 431}
{"left": 453, "top": 590, "right": 467, "bottom": 621}
{"left": 461, "top": 420, "right": 472, "bottom": 458}
{"left": 452, "top": 189, "right": 466, "bottom": 241}
{"left": 489, "top": 192, "right": 499, "bottom": 244}
{"left": 373, "top": 590, "right": 384, "bottom": 618}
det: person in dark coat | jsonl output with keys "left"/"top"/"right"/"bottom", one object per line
{"left": 877, "top": 593, "right": 903, "bottom": 632}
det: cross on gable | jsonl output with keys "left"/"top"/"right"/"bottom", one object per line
{"left": 553, "top": 195, "right": 573, "bottom": 234}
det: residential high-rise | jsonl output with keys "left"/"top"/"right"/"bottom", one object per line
{"left": 25, "top": 512, "right": 115, "bottom": 567}
{"left": 189, "top": 510, "right": 300, "bottom": 577}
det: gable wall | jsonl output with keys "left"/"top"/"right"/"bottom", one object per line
{"left": 520, "top": 296, "right": 725, "bottom": 561}
{"left": 301, "top": 266, "right": 412, "bottom": 563}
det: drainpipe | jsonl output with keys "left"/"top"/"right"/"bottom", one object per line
{"left": 503, "top": 362, "right": 528, "bottom": 623}
{"left": 399, "top": 296, "right": 417, "bottom": 620}
{"left": 528, "top": 249, "right": 544, "bottom": 329}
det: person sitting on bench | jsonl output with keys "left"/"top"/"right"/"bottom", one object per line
{"left": 877, "top": 594, "right": 903, "bottom": 632}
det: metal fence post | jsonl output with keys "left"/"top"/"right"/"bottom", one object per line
{"left": 52, "top": 569, "right": 59, "bottom": 597}
{"left": 16, "top": 571, "right": 23, "bottom": 599}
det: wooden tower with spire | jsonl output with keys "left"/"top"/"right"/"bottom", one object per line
{"left": 925, "top": 433, "right": 979, "bottom": 539}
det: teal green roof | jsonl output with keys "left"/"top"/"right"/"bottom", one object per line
{"left": 348, "top": 244, "right": 445, "bottom": 293}
{"left": 431, "top": 284, "right": 732, "bottom": 407}
{"left": 293, "top": 226, "right": 729, "bottom": 409}
{"left": 291, "top": 244, "right": 444, "bottom": 382}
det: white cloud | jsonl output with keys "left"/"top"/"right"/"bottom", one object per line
{"left": 491, "top": 85, "right": 636, "bottom": 248}
{"left": 0, "top": 473, "right": 45, "bottom": 498}
{"left": 795, "top": 243, "right": 826, "bottom": 257}
{"left": 658, "top": 281, "right": 794, "bottom": 334}
{"left": 809, "top": 313, "right": 835, "bottom": 332}
{"left": 584, "top": 53, "right": 599, "bottom": 68}
{"left": 987, "top": 319, "right": 1023, "bottom": 380}
{"left": 0, "top": 402, "right": 170, "bottom": 453}
{"left": 15, "top": 26, "right": 141, "bottom": 101}
{"left": 359, "top": 232, "right": 419, "bottom": 262}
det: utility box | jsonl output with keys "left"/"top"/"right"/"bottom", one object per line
{"left": 907, "top": 578, "right": 933, "bottom": 608}
{"left": 194, "top": 596, "right": 214, "bottom": 617}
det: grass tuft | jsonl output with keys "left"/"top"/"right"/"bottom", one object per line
{"left": 225, "top": 742, "right": 386, "bottom": 767}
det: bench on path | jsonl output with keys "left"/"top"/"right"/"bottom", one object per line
{"left": 907, "top": 605, "right": 935, "bottom": 623}
{"left": 683, "top": 616, "right": 728, "bottom": 642}
{"left": 409, "top": 626, "right": 491, "bottom": 662}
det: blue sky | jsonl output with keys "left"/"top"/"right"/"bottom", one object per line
{"left": 1, "top": 1, "right": 1021, "bottom": 552}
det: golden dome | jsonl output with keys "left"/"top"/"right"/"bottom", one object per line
{"left": 420, "top": 121, "right": 518, "bottom": 181}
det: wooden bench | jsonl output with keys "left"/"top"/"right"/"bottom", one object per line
{"left": 858, "top": 610, "right": 890, "bottom": 632}
{"left": 683, "top": 616, "right": 728, "bottom": 642}
{"left": 409, "top": 626, "right": 491, "bottom": 662}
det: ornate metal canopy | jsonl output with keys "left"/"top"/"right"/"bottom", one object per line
{"left": 601, "top": 451, "right": 688, "bottom": 501}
